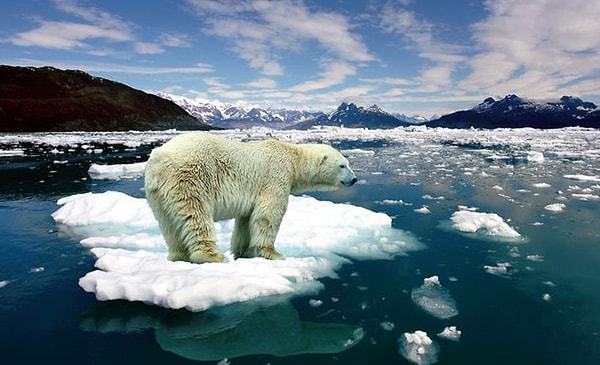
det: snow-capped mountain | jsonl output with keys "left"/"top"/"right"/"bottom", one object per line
{"left": 427, "top": 94, "right": 600, "bottom": 129}
{"left": 156, "top": 93, "right": 324, "bottom": 129}
{"left": 287, "top": 102, "right": 414, "bottom": 130}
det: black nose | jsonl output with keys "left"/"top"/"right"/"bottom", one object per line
{"left": 350, "top": 177, "right": 357, "bottom": 186}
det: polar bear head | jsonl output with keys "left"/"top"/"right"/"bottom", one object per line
{"left": 303, "top": 144, "right": 357, "bottom": 191}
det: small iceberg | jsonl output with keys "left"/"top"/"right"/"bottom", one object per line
{"left": 398, "top": 330, "right": 439, "bottom": 365}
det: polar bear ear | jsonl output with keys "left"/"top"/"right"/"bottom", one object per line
{"left": 320, "top": 154, "right": 329, "bottom": 165}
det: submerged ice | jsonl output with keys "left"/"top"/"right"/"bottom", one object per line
{"left": 52, "top": 190, "right": 422, "bottom": 311}
{"left": 411, "top": 275, "right": 459, "bottom": 319}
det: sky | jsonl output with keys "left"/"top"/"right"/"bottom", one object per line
{"left": 2, "top": 0, "right": 600, "bottom": 117}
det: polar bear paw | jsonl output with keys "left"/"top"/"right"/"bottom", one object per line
{"left": 254, "top": 247, "right": 286, "bottom": 260}
{"left": 188, "top": 247, "right": 226, "bottom": 264}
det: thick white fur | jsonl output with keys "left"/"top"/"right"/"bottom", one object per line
{"left": 144, "top": 132, "right": 356, "bottom": 264}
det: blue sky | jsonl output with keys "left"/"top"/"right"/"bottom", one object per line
{"left": 2, "top": 0, "right": 600, "bottom": 117}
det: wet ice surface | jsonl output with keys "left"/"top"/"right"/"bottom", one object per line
{"left": 2, "top": 126, "right": 600, "bottom": 364}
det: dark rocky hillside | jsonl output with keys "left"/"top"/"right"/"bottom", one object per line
{"left": 0, "top": 65, "right": 210, "bottom": 132}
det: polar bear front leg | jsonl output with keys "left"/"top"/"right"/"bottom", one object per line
{"left": 247, "top": 194, "right": 287, "bottom": 260}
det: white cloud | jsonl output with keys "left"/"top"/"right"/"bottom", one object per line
{"left": 186, "top": 0, "right": 374, "bottom": 79}
{"left": 245, "top": 78, "right": 277, "bottom": 89}
{"left": 7, "top": 58, "right": 214, "bottom": 75}
{"left": 7, "top": 0, "right": 134, "bottom": 50}
{"left": 290, "top": 61, "right": 357, "bottom": 92}
{"left": 8, "top": 0, "right": 190, "bottom": 57}
{"left": 377, "top": 5, "right": 466, "bottom": 90}
{"left": 8, "top": 21, "right": 131, "bottom": 50}
{"left": 462, "top": 0, "right": 600, "bottom": 97}
{"left": 158, "top": 32, "right": 191, "bottom": 48}
{"left": 133, "top": 42, "right": 164, "bottom": 55}
{"left": 52, "top": 0, "right": 130, "bottom": 32}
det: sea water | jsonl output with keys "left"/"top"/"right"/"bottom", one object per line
{"left": 0, "top": 127, "right": 599, "bottom": 364}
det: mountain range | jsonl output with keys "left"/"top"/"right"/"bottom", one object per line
{"left": 1, "top": 65, "right": 599, "bottom": 131}
{"left": 162, "top": 92, "right": 600, "bottom": 130}
{"left": 426, "top": 94, "right": 600, "bottom": 129}
{"left": 158, "top": 93, "right": 428, "bottom": 129}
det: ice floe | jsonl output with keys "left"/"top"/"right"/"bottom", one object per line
{"left": 450, "top": 207, "right": 521, "bottom": 239}
{"left": 52, "top": 191, "right": 423, "bottom": 311}
{"left": 437, "top": 326, "right": 461, "bottom": 342}
{"left": 484, "top": 262, "right": 512, "bottom": 278}
{"left": 564, "top": 174, "right": 600, "bottom": 183}
{"left": 544, "top": 203, "right": 567, "bottom": 212}
{"left": 88, "top": 162, "right": 146, "bottom": 180}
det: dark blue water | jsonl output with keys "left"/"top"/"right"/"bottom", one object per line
{"left": 1, "top": 132, "right": 599, "bottom": 365}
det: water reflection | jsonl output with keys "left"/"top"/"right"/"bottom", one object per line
{"left": 81, "top": 297, "right": 364, "bottom": 361}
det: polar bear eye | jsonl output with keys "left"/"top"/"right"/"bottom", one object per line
{"left": 339, "top": 164, "right": 346, "bottom": 169}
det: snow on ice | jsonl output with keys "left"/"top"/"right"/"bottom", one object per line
{"left": 399, "top": 330, "right": 439, "bottom": 365}
{"left": 450, "top": 207, "right": 521, "bottom": 239}
{"left": 437, "top": 326, "right": 461, "bottom": 342}
{"left": 52, "top": 190, "right": 422, "bottom": 311}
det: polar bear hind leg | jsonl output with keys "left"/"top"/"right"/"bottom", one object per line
{"left": 231, "top": 215, "right": 251, "bottom": 259}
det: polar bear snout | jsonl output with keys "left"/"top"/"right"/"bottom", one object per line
{"left": 342, "top": 176, "right": 358, "bottom": 187}
{"left": 340, "top": 167, "right": 358, "bottom": 187}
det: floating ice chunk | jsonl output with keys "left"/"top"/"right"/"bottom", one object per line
{"left": 437, "top": 326, "right": 461, "bottom": 342}
{"left": 0, "top": 280, "right": 9, "bottom": 289}
{"left": 342, "top": 148, "right": 375, "bottom": 155}
{"left": 88, "top": 162, "right": 147, "bottom": 180}
{"left": 375, "top": 199, "right": 408, "bottom": 205}
{"left": 532, "top": 183, "right": 551, "bottom": 188}
{"left": 543, "top": 293, "right": 552, "bottom": 302}
{"left": 492, "top": 185, "right": 504, "bottom": 191}
{"left": 29, "top": 267, "right": 45, "bottom": 273}
{"left": 0, "top": 149, "right": 25, "bottom": 157}
{"left": 484, "top": 262, "right": 512, "bottom": 277}
{"left": 544, "top": 203, "right": 566, "bottom": 212}
{"left": 423, "top": 275, "right": 440, "bottom": 285}
{"left": 526, "top": 254, "right": 544, "bottom": 262}
{"left": 422, "top": 195, "right": 444, "bottom": 200}
{"left": 411, "top": 276, "right": 458, "bottom": 319}
{"left": 414, "top": 206, "right": 431, "bottom": 214}
{"left": 571, "top": 193, "right": 600, "bottom": 201}
{"left": 379, "top": 321, "right": 395, "bottom": 331}
{"left": 527, "top": 151, "right": 544, "bottom": 163}
{"left": 309, "top": 299, "right": 323, "bottom": 307}
{"left": 399, "top": 330, "right": 438, "bottom": 365}
{"left": 53, "top": 191, "right": 423, "bottom": 311}
{"left": 450, "top": 209, "right": 521, "bottom": 238}
{"left": 564, "top": 174, "right": 600, "bottom": 183}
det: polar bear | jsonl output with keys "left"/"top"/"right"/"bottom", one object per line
{"left": 144, "top": 132, "right": 357, "bottom": 264}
